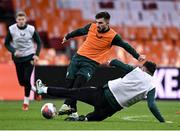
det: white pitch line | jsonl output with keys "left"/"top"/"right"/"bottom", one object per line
{"left": 122, "top": 115, "right": 152, "bottom": 122}
{"left": 121, "top": 115, "right": 173, "bottom": 123}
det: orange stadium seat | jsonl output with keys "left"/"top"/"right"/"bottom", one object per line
{"left": 12, "top": 0, "right": 27, "bottom": 10}
{"left": 136, "top": 26, "right": 151, "bottom": 40}
{"left": 35, "top": 17, "right": 46, "bottom": 31}
{"left": 54, "top": 54, "right": 70, "bottom": 65}
{"left": 45, "top": 16, "right": 65, "bottom": 38}
{"left": 54, "top": 8, "right": 62, "bottom": 17}
{"left": 151, "top": 26, "right": 164, "bottom": 40}
{"left": 125, "top": 26, "right": 137, "bottom": 40}
{"left": 48, "top": 37, "right": 65, "bottom": 50}
{"left": 8, "top": 0, "right": 180, "bottom": 67}
{"left": 79, "top": 19, "right": 93, "bottom": 27}
{"left": 36, "top": 0, "right": 49, "bottom": 9}
{"left": 177, "top": 40, "right": 180, "bottom": 46}
{"left": 0, "top": 23, "right": 7, "bottom": 37}
{"left": 68, "top": 9, "right": 83, "bottom": 21}
{"left": 111, "top": 25, "right": 124, "bottom": 38}
{"left": 0, "top": 46, "right": 11, "bottom": 63}
{"left": 166, "top": 27, "right": 179, "bottom": 41}
{"left": 0, "top": 37, "right": 5, "bottom": 48}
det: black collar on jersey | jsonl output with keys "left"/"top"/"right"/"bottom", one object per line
{"left": 17, "top": 24, "right": 27, "bottom": 30}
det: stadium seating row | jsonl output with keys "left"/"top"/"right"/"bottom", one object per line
{"left": 0, "top": 0, "right": 179, "bottom": 67}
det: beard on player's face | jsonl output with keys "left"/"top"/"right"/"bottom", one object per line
{"left": 97, "top": 26, "right": 106, "bottom": 32}
{"left": 96, "top": 18, "right": 109, "bottom": 33}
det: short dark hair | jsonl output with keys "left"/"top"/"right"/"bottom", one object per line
{"left": 16, "top": 11, "right": 26, "bottom": 18}
{"left": 143, "top": 61, "right": 157, "bottom": 75}
{"left": 95, "top": 11, "right": 110, "bottom": 20}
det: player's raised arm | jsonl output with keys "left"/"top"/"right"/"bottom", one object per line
{"left": 146, "top": 88, "right": 165, "bottom": 122}
{"left": 111, "top": 34, "right": 146, "bottom": 62}
{"left": 61, "top": 23, "right": 91, "bottom": 44}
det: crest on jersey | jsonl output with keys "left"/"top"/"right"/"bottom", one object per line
{"left": 20, "top": 33, "right": 25, "bottom": 36}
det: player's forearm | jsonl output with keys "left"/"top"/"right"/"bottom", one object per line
{"left": 65, "top": 23, "right": 91, "bottom": 39}
{"left": 110, "top": 59, "right": 134, "bottom": 73}
{"left": 148, "top": 102, "right": 165, "bottom": 122}
{"left": 112, "top": 35, "right": 140, "bottom": 59}
{"left": 147, "top": 89, "right": 165, "bottom": 122}
{"left": 4, "top": 31, "right": 15, "bottom": 54}
{"left": 33, "top": 31, "right": 41, "bottom": 56}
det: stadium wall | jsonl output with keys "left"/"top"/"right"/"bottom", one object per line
{"left": 0, "top": 64, "right": 34, "bottom": 100}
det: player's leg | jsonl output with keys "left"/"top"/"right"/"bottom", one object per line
{"left": 21, "top": 60, "right": 34, "bottom": 110}
{"left": 59, "top": 57, "right": 78, "bottom": 114}
{"left": 62, "top": 79, "right": 74, "bottom": 105}
{"left": 59, "top": 78, "right": 75, "bottom": 115}
{"left": 71, "top": 103, "right": 121, "bottom": 121}
{"left": 36, "top": 80, "right": 105, "bottom": 107}
{"left": 14, "top": 62, "right": 26, "bottom": 87}
{"left": 64, "top": 75, "right": 87, "bottom": 112}
{"left": 85, "top": 106, "right": 119, "bottom": 121}
{"left": 36, "top": 80, "right": 120, "bottom": 121}
{"left": 62, "top": 62, "right": 97, "bottom": 118}
{"left": 14, "top": 62, "right": 28, "bottom": 110}
{"left": 66, "top": 89, "right": 119, "bottom": 121}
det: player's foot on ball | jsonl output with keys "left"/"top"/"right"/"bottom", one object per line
{"left": 58, "top": 104, "right": 75, "bottom": 115}
{"left": 22, "top": 104, "right": 29, "bottom": 111}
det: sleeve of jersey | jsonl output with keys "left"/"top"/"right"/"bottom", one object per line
{"left": 147, "top": 88, "right": 165, "bottom": 122}
{"left": 111, "top": 35, "right": 140, "bottom": 60}
{"left": 4, "top": 30, "right": 15, "bottom": 54}
{"left": 65, "top": 23, "right": 91, "bottom": 40}
{"left": 110, "top": 59, "right": 134, "bottom": 73}
{"left": 33, "top": 31, "right": 42, "bottom": 56}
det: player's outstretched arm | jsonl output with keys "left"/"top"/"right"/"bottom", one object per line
{"left": 147, "top": 88, "right": 165, "bottom": 122}
{"left": 111, "top": 35, "right": 145, "bottom": 62}
{"left": 109, "top": 59, "right": 134, "bottom": 74}
{"left": 61, "top": 23, "right": 91, "bottom": 44}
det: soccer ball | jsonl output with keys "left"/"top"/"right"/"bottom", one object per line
{"left": 41, "top": 103, "right": 57, "bottom": 119}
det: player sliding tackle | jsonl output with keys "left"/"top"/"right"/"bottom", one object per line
{"left": 36, "top": 59, "right": 165, "bottom": 122}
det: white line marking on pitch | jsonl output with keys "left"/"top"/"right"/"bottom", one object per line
{"left": 122, "top": 115, "right": 150, "bottom": 122}
{"left": 121, "top": 115, "right": 173, "bottom": 123}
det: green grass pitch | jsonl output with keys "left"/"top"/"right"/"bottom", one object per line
{"left": 0, "top": 100, "right": 180, "bottom": 130}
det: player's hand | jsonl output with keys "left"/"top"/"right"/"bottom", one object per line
{"left": 61, "top": 37, "right": 67, "bottom": 44}
{"left": 14, "top": 50, "right": 21, "bottom": 57}
{"left": 33, "top": 55, "right": 39, "bottom": 64}
{"left": 138, "top": 55, "right": 146, "bottom": 62}
{"left": 106, "top": 59, "right": 111, "bottom": 65}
